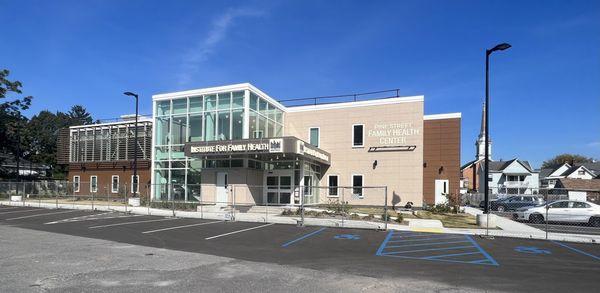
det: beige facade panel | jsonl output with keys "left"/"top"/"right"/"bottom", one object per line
{"left": 285, "top": 101, "right": 425, "bottom": 206}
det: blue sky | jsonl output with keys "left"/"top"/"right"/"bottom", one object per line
{"left": 2, "top": 0, "right": 599, "bottom": 167}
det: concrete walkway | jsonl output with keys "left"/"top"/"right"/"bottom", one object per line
{"left": 2, "top": 200, "right": 598, "bottom": 243}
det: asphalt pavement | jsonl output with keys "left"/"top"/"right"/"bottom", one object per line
{"left": 1, "top": 206, "right": 599, "bottom": 292}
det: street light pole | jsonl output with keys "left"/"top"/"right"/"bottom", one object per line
{"left": 484, "top": 43, "right": 511, "bottom": 214}
{"left": 124, "top": 92, "right": 139, "bottom": 197}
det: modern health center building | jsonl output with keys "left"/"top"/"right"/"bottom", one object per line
{"left": 152, "top": 83, "right": 460, "bottom": 207}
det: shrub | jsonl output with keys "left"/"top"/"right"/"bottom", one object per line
{"left": 395, "top": 213, "right": 404, "bottom": 223}
{"left": 325, "top": 199, "right": 350, "bottom": 215}
{"left": 425, "top": 204, "right": 452, "bottom": 214}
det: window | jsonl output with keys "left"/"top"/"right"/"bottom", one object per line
{"left": 578, "top": 170, "right": 585, "bottom": 175}
{"left": 352, "top": 174, "right": 363, "bottom": 197}
{"left": 131, "top": 175, "right": 139, "bottom": 194}
{"left": 111, "top": 175, "right": 119, "bottom": 193}
{"left": 73, "top": 176, "right": 80, "bottom": 192}
{"left": 572, "top": 202, "right": 590, "bottom": 208}
{"left": 328, "top": 175, "right": 339, "bottom": 197}
{"left": 352, "top": 124, "right": 364, "bottom": 147}
{"left": 90, "top": 176, "right": 98, "bottom": 193}
{"left": 303, "top": 175, "right": 312, "bottom": 196}
{"left": 309, "top": 127, "right": 319, "bottom": 147}
{"left": 549, "top": 201, "right": 568, "bottom": 208}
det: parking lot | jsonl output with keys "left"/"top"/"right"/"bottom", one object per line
{"left": 1, "top": 205, "right": 599, "bottom": 292}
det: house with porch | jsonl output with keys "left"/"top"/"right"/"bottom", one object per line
{"left": 477, "top": 158, "right": 539, "bottom": 195}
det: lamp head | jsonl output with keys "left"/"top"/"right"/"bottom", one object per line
{"left": 123, "top": 91, "right": 138, "bottom": 98}
{"left": 488, "top": 43, "right": 512, "bottom": 54}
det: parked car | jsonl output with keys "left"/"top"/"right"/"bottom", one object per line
{"left": 479, "top": 195, "right": 545, "bottom": 212}
{"left": 513, "top": 200, "right": 600, "bottom": 227}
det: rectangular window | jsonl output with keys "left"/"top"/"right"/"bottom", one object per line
{"left": 352, "top": 174, "right": 363, "bottom": 197}
{"left": 189, "top": 96, "right": 203, "bottom": 112}
{"left": 131, "top": 175, "right": 139, "bottom": 194}
{"left": 188, "top": 114, "right": 203, "bottom": 142}
{"left": 217, "top": 110, "right": 230, "bottom": 140}
{"left": 328, "top": 175, "right": 339, "bottom": 197}
{"left": 73, "top": 176, "right": 80, "bottom": 192}
{"left": 352, "top": 124, "right": 364, "bottom": 147}
{"left": 172, "top": 98, "right": 187, "bottom": 114}
{"left": 111, "top": 175, "right": 119, "bottom": 193}
{"left": 309, "top": 127, "right": 319, "bottom": 147}
{"left": 90, "top": 176, "right": 98, "bottom": 193}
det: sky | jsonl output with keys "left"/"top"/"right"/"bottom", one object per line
{"left": 2, "top": 0, "right": 599, "bottom": 168}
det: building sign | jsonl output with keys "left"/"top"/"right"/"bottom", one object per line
{"left": 297, "top": 141, "right": 330, "bottom": 162}
{"left": 190, "top": 139, "right": 283, "bottom": 155}
{"left": 186, "top": 137, "right": 330, "bottom": 165}
{"left": 367, "top": 122, "right": 420, "bottom": 145}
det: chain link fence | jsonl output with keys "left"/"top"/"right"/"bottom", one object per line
{"left": 461, "top": 187, "right": 600, "bottom": 240}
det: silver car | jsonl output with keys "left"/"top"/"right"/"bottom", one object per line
{"left": 513, "top": 200, "right": 600, "bottom": 226}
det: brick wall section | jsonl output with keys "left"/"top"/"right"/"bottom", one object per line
{"left": 68, "top": 160, "right": 151, "bottom": 196}
{"left": 423, "top": 118, "right": 461, "bottom": 205}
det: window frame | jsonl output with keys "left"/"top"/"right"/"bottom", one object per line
{"left": 351, "top": 174, "right": 364, "bottom": 198}
{"left": 309, "top": 127, "right": 320, "bottom": 147}
{"left": 73, "top": 176, "right": 80, "bottom": 192}
{"left": 111, "top": 175, "right": 119, "bottom": 193}
{"left": 90, "top": 175, "right": 98, "bottom": 193}
{"left": 352, "top": 124, "right": 365, "bottom": 148}
{"left": 131, "top": 175, "right": 140, "bottom": 194}
{"left": 327, "top": 174, "right": 339, "bottom": 197}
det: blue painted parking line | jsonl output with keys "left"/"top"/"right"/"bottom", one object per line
{"left": 386, "top": 240, "right": 470, "bottom": 248}
{"left": 376, "top": 230, "right": 499, "bottom": 266}
{"left": 551, "top": 241, "right": 600, "bottom": 261}
{"left": 281, "top": 227, "right": 327, "bottom": 248}
{"left": 387, "top": 236, "right": 465, "bottom": 243}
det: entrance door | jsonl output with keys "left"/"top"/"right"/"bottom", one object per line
{"left": 434, "top": 180, "right": 449, "bottom": 205}
{"left": 264, "top": 170, "right": 293, "bottom": 205}
{"left": 216, "top": 172, "right": 228, "bottom": 205}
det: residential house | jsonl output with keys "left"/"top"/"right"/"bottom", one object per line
{"left": 478, "top": 158, "right": 539, "bottom": 195}
{"left": 540, "top": 162, "right": 598, "bottom": 188}
{"left": 553, "top": 178, "right": 600, "bottom": 203}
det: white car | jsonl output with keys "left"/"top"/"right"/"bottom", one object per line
{"left": 513, "top": 200, "right": 600, "bottom": 226}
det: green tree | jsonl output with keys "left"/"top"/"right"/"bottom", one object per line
{"left": 0, "top": 69, "right": 33, "bottom": 169}
{"left": 541, "top": 154, "right": 596, "bottom": 169}
{"left": 68, "top": 105, "right": 93, "bottom": 126}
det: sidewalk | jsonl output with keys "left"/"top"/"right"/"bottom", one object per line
{"left": 2, "top": 200, "right": 598, "bottom": 244}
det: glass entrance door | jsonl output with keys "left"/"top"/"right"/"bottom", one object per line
{"left": 265, "top": 171, "right": 293, "bottom": 205}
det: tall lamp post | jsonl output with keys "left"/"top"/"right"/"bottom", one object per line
{"left": 124, "top": 91, "right": 139, "bottom": 197}
{"left": 484, "top": 43, "right": 511, "bottom": 214}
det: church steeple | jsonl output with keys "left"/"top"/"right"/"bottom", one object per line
{"left": 476, "top": 103, "right": 491, "bottom": 160}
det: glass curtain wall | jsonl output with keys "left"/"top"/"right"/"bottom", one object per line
{"left": 153, "top": 89, "right": 285, "bottom": 201}
{"left": 248, "top": 92, "right": 283, "bottom": 138}
{"left": 153, "top": 90, "right": 250, "bottom": 201}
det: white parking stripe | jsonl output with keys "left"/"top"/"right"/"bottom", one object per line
{"left": 90, "top": 218, "right": 178, "bottom": 229}
{"left": 5, "top": 210, "right": 80, "bottom": 221}
{"left": 0, "top": 209, "right": 45, "bottom": 214}
{"left": 45, "top": 213, "right": 143, "bottom": 225}
{"left": 205, "top": 223, "right": 275, "bottom": 240}
{"left": 142, "top": 220, "right": 222, "bottom": 234}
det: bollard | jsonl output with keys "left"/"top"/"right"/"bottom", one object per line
{"left": 384, "top": 186, "right": 388, "bottom": 231}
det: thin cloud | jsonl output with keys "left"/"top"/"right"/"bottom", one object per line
{"left": 177, "top": 7, "right": 264, "bottom": 86}
{"left": 586, "top": 141, "right": 600, "bottom": 148}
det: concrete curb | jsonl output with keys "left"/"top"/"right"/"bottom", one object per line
{"left": 2, "top": 201, "right": 598, "bottom": 244}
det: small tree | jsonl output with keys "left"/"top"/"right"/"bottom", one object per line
{"left": 541, "top": 154, "right": 595, "bottom": 169}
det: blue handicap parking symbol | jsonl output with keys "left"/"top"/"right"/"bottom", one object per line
{"left": 514, "top": 246, "right": 551, "bottom": 254}
{"left": 334, "top": 234, "right": 360, "bottom": 240}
